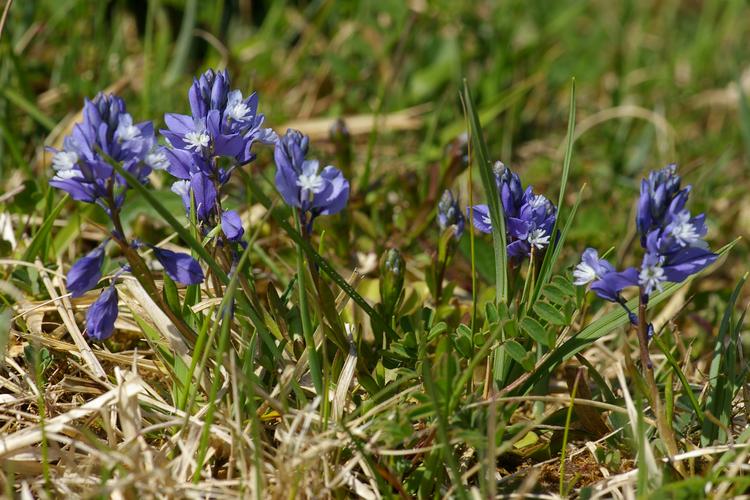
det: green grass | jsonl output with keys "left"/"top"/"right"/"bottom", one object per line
{"left": 2, "top": 0, "right": 750, "bottom": 497}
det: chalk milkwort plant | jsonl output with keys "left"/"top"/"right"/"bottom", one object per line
{"left": 32, "top": 68, "right": 736, "bottom": 496}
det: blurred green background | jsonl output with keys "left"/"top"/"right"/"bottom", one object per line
{"left": 2, "top": 0, "right": 749, "bottom": 290}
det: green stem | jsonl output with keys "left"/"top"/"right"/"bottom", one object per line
{"left": 295, "top": 211, "right": 323, "bottom": 397}
{"left": 637, "top": 295, "right": 682, "bottom": 470}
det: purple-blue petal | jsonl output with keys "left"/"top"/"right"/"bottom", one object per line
{"left": 152, "top": 247, "right": 205, "bottom": 285}
{"left": 590, "top": 267, "right": 638, "bottom": 302}
{"left": 221, "top": 210, "right": 244, "bottom": 241}
{"left": 67, "top": 245, "right": 106, "bottom": 297}
{"left": 468, "top": 205, "right": 492, "bottom": 234}
{"left": 86, "top": 285, "right": 119, "bottom": 341}
{"left": 507, "top": 239, "right": 531, "bottom": 259}
{"left": 663, "top": 247, "right": 717, "bottom": 283}
{"left": 189, "top": 172, "right": 217, "bottom": 221}
{"left": 163, "top": 148, "right": 195, "bottom": 180}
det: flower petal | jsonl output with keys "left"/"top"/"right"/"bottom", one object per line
{"left": 152, "top": 247, "right": 205, "bottom": 285}
{"left": 67, "top": 245, "right": 105, "bottom": 297}
{"left": 86, "top": 285, "right": 119, "bottom": 341}
{"left": 221, "top": 210, "right": 244, "bottom": 241}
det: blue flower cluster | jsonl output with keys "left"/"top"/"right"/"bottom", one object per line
{"left": 469, "top": 162, "right": 556, "bottom": 260}
{"left": 50, "top": 93, "right": 161, "bottom": 210}
{"left": 575, "top": 164, "right": 717, "bottom": 307}
{"left": 53, "top": 69, "right": 352, "bottom": 342}
{"left": 161, "top": 69, "right": 277, "bottom": 242}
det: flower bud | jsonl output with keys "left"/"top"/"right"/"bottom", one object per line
{"left": 437, "top": 190, "right": 465, "bottom": 240}
{"left": 379, "top": 248, "right": 405, "bottom": 314}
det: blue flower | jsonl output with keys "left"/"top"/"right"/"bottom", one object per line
{"left": 637, "top": 209, "right": 717, "bottom": 296}
{"left": 469, "top": 163, "right": 556, "bottom": 260}
{"left": 49, "top": 93, "right": 155, "bottom": 209}
{"left": 86, "top": 284, "right": 119, "bottom": 341}
{"left": 67, "top": 244, "right": 106, "bottom": 297}
{"left": 221, "top": 210, "right": 244, "bottom": 242}
{"left": 437, "top": 190, "right": 465, "bottom": 240}
{"left": 573, "top": 248, "right": 639, "bottom": 302}
{"left": 151, "top": 247, "right": 205, "bottom": 285}
{"left": 274, "top": 129, "right": 349, "bottom": 223}
{"left": 576, "top": 164, "right": 717, "bottom": 306}
{"left": 572, "top": 248, "right": 614, "bottom": 286}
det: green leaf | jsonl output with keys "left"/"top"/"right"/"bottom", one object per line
{"left": 551, "top": 275, "right": 576, "bottom": 297}
{"left": 504, "top": 340, "right": 533, "bottom": 371}
{"left": 23, "top": 194, "right": 68, "bottom": 262}
{"left": 162, "top": 273, "right": 181, "bottom": 314}
{"left": 461, "top": 80, "right": 508, "bottom": 304}
{"left": 533, "top": 302, "right": 567, "bottom": 326}
{"left": 542, "top": 283, "right": 570, "bottom": 306}
{"left": 529, "top": 79, "right": 577, "bottom": 308}
{"left": 520, "top": 316, "right": 552, "bottom": 348}
{"left": 454, "top": 324, "right": 473, "bottom": 358}
{"left": 428, "top": 321, "right": 448, "bottom": 342}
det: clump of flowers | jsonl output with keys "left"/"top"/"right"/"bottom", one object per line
{"left": 161, "top": 69, "right": 277, "bottom": 244}
{"left": 574, "top": 164, "right": 717, "bottom": 458}
{"left": 469, "top": 161, "right": 556, "bottom": 261}
{"left": 274, "top": 128, "right": 349, "bottom": 233}
{"left": 574, "top": 164, "right": 717, "bottom": 319}
{"left": 50, "top": 93, "right": 158, "bottom": 207}
{"left": 50, "top": 93, "right": 204, "bottom": 341}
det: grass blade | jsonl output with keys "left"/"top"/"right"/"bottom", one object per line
{"left": 1, "top": 87, "right": 56, "bottom": 132}
{"left": 164, "top": 0, "right": 197, "bottom": 85}
{"left": 530, "top": 79, "right": 577, "bottom": 307}
{"left": 23, "top": 194, "right": 68, "bottom": 262}
{"left": 461, "top": 79, "right": 508, "bottom": 304}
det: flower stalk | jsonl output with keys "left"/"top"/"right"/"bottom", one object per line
{"left": 296, "top": 210, "right": 323, "bottom": 397}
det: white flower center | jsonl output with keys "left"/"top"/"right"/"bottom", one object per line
{"left": 226, "top": 92, "right": 251, "bottom": 122}
{"left": 669, "top": 212, "right": 700, "bottom": 247}
{"left": 482, "top": 214, "right": 492, "bottom": 226}
{"left": 529, "top": 194, "right": 548, "bottom": 210}
{"left": 671, "top": 221, "right": 700, "bottom": 247}
{"left": 639, "top": 264, "right": 666, "bottom": 295}
{"left": 146, "top": 150, "right": 169, "bottom": 170}
{"left": 115, "top": 114, "right": 141, "bottom": 142}
{"left": 171, "top": 180, "right": 191, "bottom": 199}
{"left": 527, "top": 228, "right": 550, "bottom": 249}
{"left": 52, "top": 151, "right": 79, "bottom": 171}
{"left": 572, "top": 262, "right": 598, "bottom": 286}
{"left": 184, "top": 130, "right": 210, "bottom": 151}
{"left": 296, "top": 172, "right": 325, "bottom": 193}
